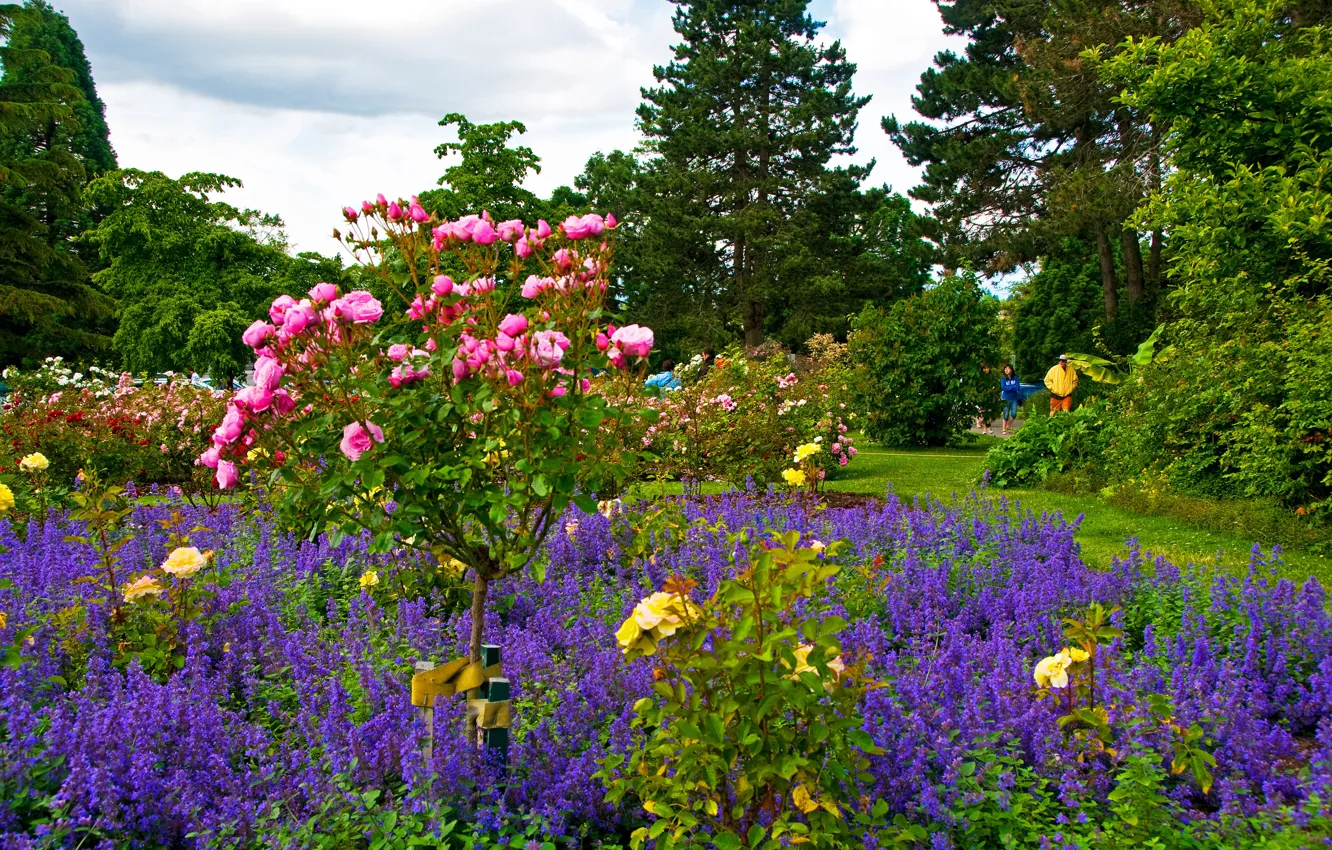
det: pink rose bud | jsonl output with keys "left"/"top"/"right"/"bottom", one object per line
{"left": 595, "top": 332, "right": 609, "bottom": 351}
{"left": 273, "top": 390, "right": 295, "bottom": 414}
{"left": 506, "top": 369, "right": 524, "bottom": 386}
{"left": 548, "top": 386, "right": 567, "bottom": 398}
{"left": 376, "top": 193, "right": 388, "bottom": 206}
{"left": 309, "top": 282, "right": 338, "bottom": 304}
{"left": 343, "top": 206, "right": 359, "bottom": 222}
{"left": 361, "top": 200, "right": 375, "bottom": 215}
{"left": 606, "top": 212, "right": 618, "bottom": 229}
{"left": 215, "top": 460, "right": 239, "bottom": 490}
{"left": 425, "top": 337, "right": 437, "bottom": 351}
{"left": 339, "top": 420, "right": 384, "bottom": 461}
{"left": 580, "top": 378, "right": 591, "bottom": 393}
{"left": 269, "top": 294, "right": 297, "bottom": 325}
{"left": 409, "top": 202, "right": 429, "bottom": 222}
{"left": 536, "top": 219, "right": 551, "bottom": 239}
{"left": 387, "top": 201, "right": 404, "bottom": 221}
{"left": 498, "top": 314, "right": 528, "bottom": 338}
{"left": 553, "top": 248, "right": 573, "bottom": 270}
{"left": 452, "top": 358, "right": 470, "bottom": 381}
{"left": 432, "top": 275, "right": 454, "bottom": 296}
{"left": 387, "top": 343, "right": 409, "bottom": 361}
{"left": 242, "top": 320, "right": 274, "bottom": 348}
{"left": 515, "top": 236, "right": 532, "bottom": 258}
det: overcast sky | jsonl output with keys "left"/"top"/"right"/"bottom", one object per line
{"left": 56, "top": 0, "right": 960, "bottom": 256}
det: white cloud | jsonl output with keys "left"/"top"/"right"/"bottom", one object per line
{"left": 65, "top": 0, "right": 958, "bottom": 253}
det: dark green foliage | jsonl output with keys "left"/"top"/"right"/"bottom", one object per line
{"left": 849, "top": 273, "right": 1002, "bottom": 446}
{"left": 1097, "top": 0, "right": 1332, "bottom": 518}
{"left": 982, "top": 399, "right": 1114, "bottom": 488}
{"left": 0, "top": 1, "right": 116, "bottom": 366}
{"left": 84, "top": 169, "right": 341, "bottom": 383}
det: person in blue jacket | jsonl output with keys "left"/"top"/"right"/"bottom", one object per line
{"left": 999, "top": 363, "right": 1022, "bottom": 435}
{"left": 645, "top": 359, "right": 681, "bottom": 391}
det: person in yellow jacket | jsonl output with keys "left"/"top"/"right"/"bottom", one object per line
{"left": 1044, "top": 354, "right": 1078, "bottom": 415}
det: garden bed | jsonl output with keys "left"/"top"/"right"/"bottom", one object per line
{"left": 0, "top": 492, "right": 1328, "bottom": 847}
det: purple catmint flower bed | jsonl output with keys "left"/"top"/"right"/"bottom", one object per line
{"left": 0, "top": 492, "right": 1329, "bottom": 848}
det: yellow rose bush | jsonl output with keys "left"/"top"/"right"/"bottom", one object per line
{"left": 599, "top": 531, "right": 894, "bottom": 849}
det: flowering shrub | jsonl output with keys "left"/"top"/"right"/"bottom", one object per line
{"left": 642, "top": 343, "right": 857, "bottom": 491}
{"left": 601, "top": 532, "right": 888, "bottom": 849}
{"left": 0, "top": 493, "right": 1328, "bottom": 846}
{"left": 0, "top": 360, "right": 228, "bottom": 502}
{"left": 200, "top": 198, "right": 653, "bottom": 662}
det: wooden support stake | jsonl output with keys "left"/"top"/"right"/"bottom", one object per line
{"left": 414, "top": 660, "right": 436, "bottom": 765}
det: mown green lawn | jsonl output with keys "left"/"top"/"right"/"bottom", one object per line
{"left": 828, "top": 437, "right": 1331, "bottom": 585}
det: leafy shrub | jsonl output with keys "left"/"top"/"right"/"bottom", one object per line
{"left": 849, "top": 272, "right": 1002, "bottom": 446}
{"left": 981, "top": 398, "right": 1114, "bottom": 487}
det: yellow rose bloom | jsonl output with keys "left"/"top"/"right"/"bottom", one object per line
{"left": 0, "top": 483, "right": 13, "bottom": 513}
{"left": 781, "top": 468, "right": 807, "bottom": 487}
{"left": 1066, "top": 646, "right": 1090, "bottom": 663}
{"left": 19, "top": 453, "right": 49, "bottom": 473}
{"left": 161, "top": 546, "right": 208, "bottom": 578}
{"left": 359, "top": 570, "right": 380, "bottom": 589}
{"left": 123, "top": 574, "right": 164, "bottom": 603}
{"left": 788, "top": 643, "right": 846, "bottom": 680}
{"left": 617, "top": 591, "right": 699, "bottom": 655}
{"left": 1033, "top": 650, "right": 1073, "bottom": 689}
{"left": 793, "top": 443, "right": 821, "bottom": 464}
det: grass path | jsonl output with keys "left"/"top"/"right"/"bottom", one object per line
{"left": 827, "top": 439, "right": 1330, "bottom": 584}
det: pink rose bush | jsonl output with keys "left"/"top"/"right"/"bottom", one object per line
{"left": 639, "top": 341, "right": 857, "bottom": 492}
{"left": 201, "top": 196, "right": 653, "bottom": 662}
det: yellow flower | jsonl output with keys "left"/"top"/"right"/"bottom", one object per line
{"left": 222, "top": 641, "right": 231, "bottom": 653}
{"left": 0, "top": 483, "right": 13, "bottom": 513}
{"left": 809, "top": 539, "right": 826, "bottom": 554}
{"left": 161, "top": 546, "right": 208, "bottom": 579}
{"left": 19, "top": 452, "right": 49, "bottom": 473}
{"left": 1066, "top": 646, "right": 1090, "bottom": 663}
{"left": 0, "top": 611, "right": 6, "bottom": 630}
{"left": 793, "top": 442, "right": 821, "bottom": 464}
{"left": 616, "top": 591, "right": 700, "bottom": 655}
{"left": 359, "top": 571, "right": 379, "bottom": 589}
{"left": 781, "top": 468, "right": 807, "bottom": 487}
{"left": 1034, "top": 650, "right": 1073, "bottom": 689}
{"left": 438, "top": 556, "right": 467, "bottom": 577}
{"left": 123, "top": 574, "right": 164, "bottom": 603}
{"left": 788, "top": 643, "right": 846, "bottom": 681}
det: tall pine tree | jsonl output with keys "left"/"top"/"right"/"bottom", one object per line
{"left": 636, "top": 0, "right": 870, "bottom": 348}
{"left": 0, "top": 1, "right": 116, "bottom": 366}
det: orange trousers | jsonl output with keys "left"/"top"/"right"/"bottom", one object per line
{"left": 1049, "top": 395, "right": 1073, "bottom": 415}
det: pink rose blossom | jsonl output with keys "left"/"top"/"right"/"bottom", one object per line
{"left": 331, "top": 290, "right": 383, "bottom": 324}
{"left": 235, "top": 385, "right": 274, "bottom": 413}
{"left": 269, "top": 294, "right": 297, "bottom": 325}
{"left": 472, "top": 219, "right": 499, "bottom": 245}
{"left": 506, "top": 369, "right": 524, "bottom": 386}
{"left": 253, "top": 356, "right": 283, "bottom": 391}
{"left": 452, "top": 358, "right": 470, "bottom": 381}
{"left": 387, "top": 344, "right": 409, "bottom": 361}
{"left": 213, "top": 408, "right": 245, "bottom": 445}
{"left": 409, "top": 201, "right": 430, "bottom": 223}
{"left": 515, "top": 237, "right": 533, "bottom": 258}
{"left": 309, "top": 282, "right": 339, "bottom": 304}
{"left": 497, "top": 219, "right": 525, "bottom": 242}
{"left": 553, "top": 248, "right": 573, "bottom": 270}
{"left": 531, "top": 329, "right": 570, "bottom": 368}
{"left": 498, "top": 314, "right": 528, "bottom": 338}
{"left": 361, "top": 200, "right": 375, "bottom": 215}
{"left": 607, "top": 212, "right": 618, "bottom": 228}
{"left": 339, "top": 421, "right": 384, "bottom": 461}
{"left": 342, "top": 206, "right": 359, "bottom": 222}
{"left": 432, "top": 275, "right": 454, "bottom": 296}
{"left": 521, "top": 275, "right": 545, "bottom": 299}
{"left": 216, "top": 460, "right": 239, "bottom": 490}
{"left": 199, "top": 446, "right": 220, "bottom": 469}
{"left": 536, "top": 219, "right": 551, "bottom": 239}
{"left": 242, "top": 320, "right": 274, "bottom": 348}
{"left": 280, "top": 301, "right": 316, "bottom": 334}
{"left": 611, "top": 324, "right": 654, "bottom": 358}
